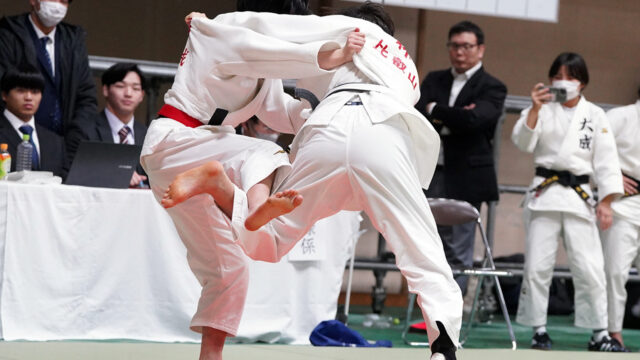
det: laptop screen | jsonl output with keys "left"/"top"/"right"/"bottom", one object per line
{"left": 65, "top": 141, "right": 142, "bottom": 189}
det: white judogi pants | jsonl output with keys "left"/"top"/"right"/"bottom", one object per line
{"left": 141, "top": 119, "right": 290, "bottom": 336}
{"left": 602, "top": 215, "right": 640, "bottom": 332}
{"left": 516, "top": 210, "right": 608, "bottom": 329}
{"left": 262, "top": 104, "right": 462, "bottom": 345}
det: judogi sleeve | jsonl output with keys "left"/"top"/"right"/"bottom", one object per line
{"left": 592, "top": 108, "right": 624, "bottom": 200}
{"left": 254, "top": 82, "right": 308, "bottom": 135}
{"left": 213, "top": 12, "right": 422, "bottom": 106}
{"left": 193, "top": 17, "right": 341, "bottom": 80}
{"left": 607, "top": 103, "right": 640, "bottom": 178}
{"left": 512, "top": 107, "right": 542, "bottom": 153}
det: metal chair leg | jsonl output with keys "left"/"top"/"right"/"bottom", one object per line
{"left": 478, "top": 219, "right": 517, "bottom": 350}
{"left": 402, "top": 292, "right": 429, "bottom": 346}
{"left": 459, "top": 258, "right": 488, "bottom": 345}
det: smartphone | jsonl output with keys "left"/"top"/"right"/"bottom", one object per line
{"left": 543, "top": 86, "right": 567, "bottom": 103}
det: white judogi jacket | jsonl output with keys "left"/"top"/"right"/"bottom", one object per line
{"left": 512, "top": 97, "right": 623, "bottom": 219}
{"left": 212, "top": 12, "right": 440, "bottom": 188}
{"left": 607, "top": 100, "right": 640, "bottom": 226}
{"left": 141, "top": 16, "right": 340, "bottom": 158}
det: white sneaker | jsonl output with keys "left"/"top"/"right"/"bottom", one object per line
{"left": 431, "top": 354, "right": 446, "bottom": 360}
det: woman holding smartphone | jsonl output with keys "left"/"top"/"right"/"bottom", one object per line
{"left": 511, "top": 52, "right": 627, "bottom": 352}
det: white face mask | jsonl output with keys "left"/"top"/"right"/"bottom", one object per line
{"left": 552, "top": 79, "right": 581, "bottom": 101}
{"left": 36, "top": 0, "right": 68, "bottom": 27}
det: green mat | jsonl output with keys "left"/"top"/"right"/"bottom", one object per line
{"left": 344, "top": 305, "right": 640, "bottom": 352}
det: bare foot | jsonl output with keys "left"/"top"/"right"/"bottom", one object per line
{"left": 161, "top": 161, "right": 230, "bottom": 209}
{"left": 245, "top": 190, "right": 303, "bottom": 231}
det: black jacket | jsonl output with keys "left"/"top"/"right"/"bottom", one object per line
{"left": 0, "top": 112, "right": 67, "bottom": 179}
{"left": 84, "top": 110, "right": 148, "bottom": 179}
{"left": 415, "top": 67, "right": 507, "bottom": 203}
{"left": 0, "top": 13, "right": 96, "bottom": 165}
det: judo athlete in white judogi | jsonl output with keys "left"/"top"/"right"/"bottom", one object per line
{"left": 139, "top": 2, "right": 361, "bottom": 359}
{"left": 201, "top": 6, "right": 463, "bottom": 359}
{"left": 511, "top": 52, "right": 626, "bottom": 352}
{"left": 601, "top": 93, "right": 640, "bottom": 349}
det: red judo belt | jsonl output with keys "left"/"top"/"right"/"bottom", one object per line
{"left": 157, "top": 104, "right": 203, "bottom": 128}
{"left": 157, "top": 104, "right": 229, "bottom": 128}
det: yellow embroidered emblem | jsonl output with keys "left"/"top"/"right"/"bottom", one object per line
{"left": 601, "top": 128, "right": 608, "bottom": 133}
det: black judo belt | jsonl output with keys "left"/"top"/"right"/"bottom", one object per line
{"left": 209, "top": 108, "right": 228, "bottom": 126}
{"left": 294, "top": 84, "right": 369, "bottom": 111}
{"left": 623, "top": 172, "right": 640, "bottom": 198}
{"left": 532, "top": 167, "right": 596, "bottom": 207}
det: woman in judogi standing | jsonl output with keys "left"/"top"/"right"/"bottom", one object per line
{"left": 602, "top": 88, "right": 640, "bottom": 350}
{"left": 511, "top": 52, "right": 626, "bottom": 352}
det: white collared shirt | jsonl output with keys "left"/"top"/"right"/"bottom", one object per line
{"left": 449, "top": 61, "right": 482, "bottom": 107}
{"left": 434, "top": 61, "right": 483, "bottom": 165}
{"left": 28, "top": 14, "right": 56, "bottom": 75}
{"left": 4, "top": 109, "right": 41, "bottom": 158}
{"left": 104, "top": 108, "right": 135, "bottom": 144}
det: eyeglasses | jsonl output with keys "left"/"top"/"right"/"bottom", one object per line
{"left": 446, "top": 42, "right": 478, "bottom": 52}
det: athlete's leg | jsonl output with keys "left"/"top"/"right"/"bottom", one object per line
{"left": 200, "top": 327, "right": 227, "bottom": 360}
{"left": 162, "top": 160, "right": 235, "bottom": 215}
{"left": 602, "top": 216, "right": 639, "bottom": 346}
{"left": 162, "top": 161, "right": 302, "bottom": 223}
{"left": 244, "top": 172, "right": 303, "bottom": 231}
{"left": 343, "top": 108, "right": 462, "bottom": 349}
{"left": 141, "top": 123, "right": 285, "bottom": 338}
{"left": 516, "top": 211, "right": 561, "bottom": 327}
{"left": 563, "top": 213, "right": 607, "bottom": 329}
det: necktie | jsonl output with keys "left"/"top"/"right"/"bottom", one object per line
{"left": 38, "top": 36, "right": 62, "bottom": 133}
{"left": 39, "top": 37, "right": 54, "bottom": 77}
{"left": 18, "top": 125, "right": 40, "bottom": 170}
{"left": 118, "top": 126, "right": 131, "bottom": 144}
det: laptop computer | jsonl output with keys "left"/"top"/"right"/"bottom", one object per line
{"left": 65, "top": 141, "right": 142, "bottom": 189}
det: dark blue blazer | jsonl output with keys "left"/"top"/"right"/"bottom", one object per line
{"left": 0, "top": 112, "right": 67, "bottom": 179}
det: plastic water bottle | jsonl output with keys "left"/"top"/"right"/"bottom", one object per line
{"left": 0, "top": 143, "right": 11, "bottom": 179}
{"left": 16, "top": 134, "right": 33, "bottom": 172}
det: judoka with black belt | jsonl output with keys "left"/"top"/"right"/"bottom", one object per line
{"left": 511, "top": 52, "right": 625, "bottom": 352}
{"left": 601, "top": 89, "right": 640, "bottom": 350}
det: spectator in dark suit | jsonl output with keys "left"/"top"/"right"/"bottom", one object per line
{"left": 415, "top": 20, "right": 507, "bottom": 294}
{"left": 0, "top": 64, "right": 66, "bottom": 178}
{"left": 85, "top": 62, "right": 148, "bottom": 188}
{"left": 0, "top": 0, "right": 96, "bottom": 168}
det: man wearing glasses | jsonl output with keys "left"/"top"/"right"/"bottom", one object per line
{"left": 415, "top": 20, "right": 507, "bottom": 295}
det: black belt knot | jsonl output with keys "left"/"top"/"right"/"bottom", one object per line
{"left": 532, "top": 167, "right": 594, "bottom": 207}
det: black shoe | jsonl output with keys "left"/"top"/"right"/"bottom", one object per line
{"left": 588, "top": 336, "right": 630, "bottom": 352}
{"left": 531, "top": 332, "right": 552, "bottom": 350}
{"left": 430, "top": 321, "right": 456, "bottom": 360}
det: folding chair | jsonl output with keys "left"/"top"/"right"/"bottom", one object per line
{"left": 401, "top": 197, "right": 517, "bottom": 350}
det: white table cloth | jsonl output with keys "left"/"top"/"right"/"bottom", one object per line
{"left": 0, "top": 182, "right": 358, "bottom": 343}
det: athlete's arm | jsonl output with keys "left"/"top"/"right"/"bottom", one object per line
{"left": 317, "top": 28, "right": 364, "bottom": 70}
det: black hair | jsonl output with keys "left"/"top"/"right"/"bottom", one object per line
{"left": 101, "top": 62, "right": 146, "bottom": 89}
{"left": 448, "top": 20, "right": 484, "bottom": 45}
{"left": 0, "top": 63, "right": 45, "bottom": 93}
{"left": 339, "top": 1, "right": 394, "bottom": 36}
{"left": 236, "top": 0, "right": 311, "bottom": 15}
{"left": 637, "top": 85, "right": 639, "bottom": 99}
{"left": 548, "top": 52, "right": 589, "bottom": 86}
